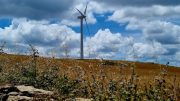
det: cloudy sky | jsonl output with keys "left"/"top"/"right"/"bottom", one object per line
{"left": 0, "top": 0, "right": 180, "bottom": 66}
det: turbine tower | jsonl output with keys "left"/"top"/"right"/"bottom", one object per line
{"left": 76, "top": 4, "right": 88, "bottom": 59}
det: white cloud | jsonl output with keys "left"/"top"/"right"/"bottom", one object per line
{"left": 0, "top": 18, "right": 80, "bottom": 57}
{"left": 126, "top": 20, "right": 180, "bottom": 44}
{"left": 0, "top": 18, "right": 179, "bottom": 66}
{"left": 0, "top": 21, "right": 135, "bottom": 59}
{"left": 108, "top": 5, "right": 180, "bottom": 65}
{"left": 61, "top": 0, "right": 114, "bottom": 26}
{"left": 109, "top": 5, "right": 180, "bottom": 23}
{"left": 132, "top": 42, "right": 166, "bottom": 59}
{"left": 175, "top": 52, "right": 180, "bottom": 63}
{"left": 85, "top": 29, "right": 133, "bottom": 58}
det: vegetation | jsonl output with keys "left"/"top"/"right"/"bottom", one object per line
{"left": 0, "top": 47, "right": 180, "bottom": 100}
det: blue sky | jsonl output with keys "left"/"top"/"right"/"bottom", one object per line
{"left": 71, "top": 13, "right": 129, "bottom": 35}
{"left": 0, "top": 0, "right": 180, "bottom": 66}
{"left": 0, "top": 19, "right": 12, "bottom": 29}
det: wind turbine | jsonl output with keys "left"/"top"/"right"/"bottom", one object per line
{"left": 76, "top": 4, "right": 89, "bottom": 59}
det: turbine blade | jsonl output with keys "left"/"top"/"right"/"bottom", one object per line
{"left": 84, "top": 3, "right": 88, "bottom": 15}
{"left": 85, "top": 18, "right": 91, "bottom": 36}
{"left": 76, "top": 8, "right": 84, "bottom": 16}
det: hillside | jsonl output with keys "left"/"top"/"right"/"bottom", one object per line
{"left": 0, "top": 54, "right": 180, "bottom": 84}
{"left": 0, "top": 54, "right": 180, "bottom": 100}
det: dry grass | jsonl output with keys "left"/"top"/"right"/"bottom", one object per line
{"left": 0, "top": 54, "right": 180, "bottom": 100}
{"left": 1, "top": 54, "right": 180, "bottom": 85}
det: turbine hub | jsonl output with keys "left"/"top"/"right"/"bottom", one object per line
{"left": 78, "top": 15, "right": 86, "bottom": 19}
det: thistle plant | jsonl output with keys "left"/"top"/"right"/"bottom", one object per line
{"left": 29, "top": 44, "right": 39, "bottom": 78}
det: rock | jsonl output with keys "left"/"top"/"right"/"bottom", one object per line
{"left": 16, "top": 85, "right": 53, "bottom": 95}
{"left": 0, "top": 84, "right": 19, "bottom": 94}
{"left": 7, "top": 95, "right": 32, "bottom": 101}
{"left": 75, "top": 98, "right": 92, "bottom": 101}
{"left": 66, "top": 98, "right": 92, "bottom": 101}
{"left": 8, "top": 92, "right": 19, "bottom": 96}
{"left": 0, "top": 85, "right": 55, "bottom": 101}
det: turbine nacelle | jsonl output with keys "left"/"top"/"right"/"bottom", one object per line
{"left": 77, "top": 15, "right": 86, "bottom": 19}
{"left": 76, "top": 3, "right": 88, "bottom": 19}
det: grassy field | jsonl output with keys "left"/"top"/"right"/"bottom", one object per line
{"left": 1, "top": 54, "right": 179, "bottom": 84}
{"left": 0, "top": 54, "right": 180, "bottom": 100}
